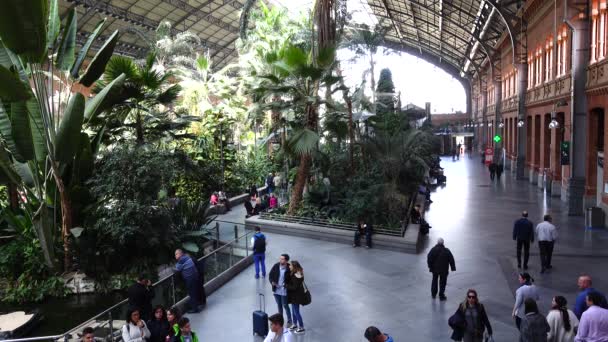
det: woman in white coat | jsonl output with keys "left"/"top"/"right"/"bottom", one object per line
{"left": 547, "top": 296, "right": 579, "bottom": 342}
{"left": 122, "top": 308, "right": 151, "bottom": 342}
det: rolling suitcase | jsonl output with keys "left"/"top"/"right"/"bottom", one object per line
{"left": 253, "top": 293, "right": 268, "bottom": 337}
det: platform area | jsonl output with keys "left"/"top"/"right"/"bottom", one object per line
{"left": 189, "top": 156, "right": 608, "bottom": 341}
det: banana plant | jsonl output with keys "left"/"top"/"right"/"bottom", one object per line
{"left": 0, "top": 0, "right": 125, "bottom": 271}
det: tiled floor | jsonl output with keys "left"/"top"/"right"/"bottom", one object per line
{"left": 190, "top": 156, "right": 608, "bottom": 341}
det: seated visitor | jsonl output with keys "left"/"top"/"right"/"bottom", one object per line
{"left": 249, "top": 184, "right": 258, "bottom": 200}
{"left": 81, "top": 327, "right": 95, "bottom": 342}
{"left": 254, "top": 197, "right": 264, "bottom": 215}
{"left": 244, "top": 195, "right": 255, "bottom": 218}
{"left": 218, "top": 191, "right": 231, "bottom": 211}
{"left": 262, "top": 194, "right": 270, "bottom": 210}
{"left": 353, "top": 220, "right": 372, "bottom": 248}
{"left": 210, "top": 192, "right": 218, "bottom": 205}
{"left": 269, "top": 193, "right": 278, "bottom": 209}
{"left": 410, "top": 204, "right": 422, "bottom": 224}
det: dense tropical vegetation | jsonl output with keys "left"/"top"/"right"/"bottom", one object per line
{"left": 0, "top": 0, "right": 439, "bottom": 303}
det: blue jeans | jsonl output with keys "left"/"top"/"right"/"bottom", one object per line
{"left": 253, "top": 253, "right": 266, "bottom": 277}
{"left": 274, "top": 294, "right": 292, "bottom": 324}
{"left": 291, "top": 304, "right": 303, "bottom": 328}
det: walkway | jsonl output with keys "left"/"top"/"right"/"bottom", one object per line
{"left": 191, "top": 156, "right": 608, "bottom": 341}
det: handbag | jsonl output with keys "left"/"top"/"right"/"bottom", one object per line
{"left": 302, "top": 281, "right": 312, "bottom": 306}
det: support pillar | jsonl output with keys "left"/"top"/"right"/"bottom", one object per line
{"left": 482, "top": 90, "right": 488, "bottom": 149}
{"left": 567, "top": 16, "right": 589, "bottom": 216}
{"left": 494, "top": 80, "right": 503, "bottom": 163}
{"left": 516, "top": 63, "right": 528, "bottom": 180}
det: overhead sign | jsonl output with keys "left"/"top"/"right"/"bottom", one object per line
{"left": 493, "top": 135, "right": 502, "bottom": 143}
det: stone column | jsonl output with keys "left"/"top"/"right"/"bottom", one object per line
{"left": 482, "top": 87, "right": 489, "bottom": 149}
{"left": 494, "top": 80, "right": 503, "bottom": 163}
{"left": 567, "top": 17, "right": 589, "bottom": 216}
{"left": 516, "top": 63, "right": 528, "bottom": 180}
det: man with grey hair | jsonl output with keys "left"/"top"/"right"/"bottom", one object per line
{"left": 427, "top": 238, "right": 456, "bottom": 300}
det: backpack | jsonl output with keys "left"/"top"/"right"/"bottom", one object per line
{"left": 253, "top": 234, "right": 266, "bottom": 254}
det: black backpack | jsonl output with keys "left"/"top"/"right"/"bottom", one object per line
{"left": 253, "top": 234, "right": 266, "bottom": 254}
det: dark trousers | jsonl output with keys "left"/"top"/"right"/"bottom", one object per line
{"left": 515, "top": 316, "right": 522, "bottom": 330}
{"left": 539, "top": 241, "right": 555, "bottom": 269}
{"left": 516, "top": 239, "right": 530, "bottom": 267}
{"left": 431, "top": 272, "right": 448, "bottom": 297}
{"left": 354, "top": 232, "right": 372, "bottom": 247}
{"left": 184, "top": 276, "right": 201, "bottom": 311}
{"left": 490, "top": 171, "right": 495, "bottom": 180}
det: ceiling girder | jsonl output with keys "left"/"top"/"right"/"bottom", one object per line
{"left": 67, "top": 0, "right": 229, "bottom": 54}
{"left": 173, "top": 0, "right": 242, "bottom": 28}
{"left": 368, "top": 2, "right": 496, "bottom": 71}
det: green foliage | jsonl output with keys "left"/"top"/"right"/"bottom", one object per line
{"left": 0, "top": 185, "right": 7, "bottom": 208}
{"left": 0, "top": 209, "right": 68, "bottom": 303}
{"left": 81, "top": 147, "right": 210, "bottom": 284}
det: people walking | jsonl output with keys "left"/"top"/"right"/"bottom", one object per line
{"left": 575, "top": 292, "right": 608, "bottom": 341}
{"left": 364, "top": 326, "right": 394, "bottom": 342}
{"left": 513, "top": 211, "right": 534, "bottom": 270}
{"left": 127, "top": 274, "right": 155, "bottom": 321}
{"left": 174, "top": 249, "right": 202, "bottom": 313}
{"left": 448, "top": 289, "right": 493, "bottom": 342}
{"left": 264, "top": 313, "right": 295, "bottom": 342}
{"left": 147, "top": 306, "right": 170, "bottom": 342}
{"left": 286, "top": 261, "right": 308, "bottom": 334}
{"left": 520, "top": 298, "right": 550, "bottom": 342}
{"left": 171, "top": 317, "right": 199, "bottom": 342}
{"left": 536, "top": 214, "right": 558, "bottom": 273}
{"left": 574, "top": 275, "right": 608, "bottom": 319}
{"left": 547, "top": 296, "right": 579, "bottom": 342}
{"left": 251, "top": 226, "right": 267, "bottom": 279}
{"left": 427, "top": 238, "right": 456, "bottom": 301}
{"left": 496, "top": 163, "right": 504, "bottom": 180}
{"left": 121, "top": 309, "right": 151, "bottom": 342}
{"left": 513, "top": 273, "right": 540, "bottom": 329}
{"left": 488, "top": 163, "right": 497, "bottom": 180}
{"left": 269, "top": 254, "right": 293, "bottom": 328}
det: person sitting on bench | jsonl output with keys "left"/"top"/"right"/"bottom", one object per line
{"left": 244, "top": 196, "right": 255, "bottom": 218}
{"left": 218, "top": 191, "right": 231, "bottom": 211}
{"left": 353, "top": 220, "right": 373, "bottom": 248}
{"left": 411, "top": 204, "right": 431, "bottom": 234}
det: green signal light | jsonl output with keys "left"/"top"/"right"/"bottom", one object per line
{"left": 493, "top": 135, "right": 502, "bottom": 143}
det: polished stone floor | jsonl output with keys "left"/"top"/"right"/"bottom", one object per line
{"left": 189, "top": 156, "right": 608, "bottom": 341}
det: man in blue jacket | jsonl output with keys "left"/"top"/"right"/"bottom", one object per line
{"left": 513, "top": 211, "right": 534, "bottom": 270}
{"left": 174, "top": 249, "right": 201, "bottom": 313}
{"left": 574, "top": 275, "right": 608, "bottom": 319}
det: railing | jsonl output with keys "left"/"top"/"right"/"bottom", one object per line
{"left": 4, "top": 222, "right": 253, "bottom": 342}
{"left": 257, "top": 212, "right": 402, "bottom": 236}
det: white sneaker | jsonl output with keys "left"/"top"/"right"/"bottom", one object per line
{"left": 295, "top": 327, "right": 305, "bottom": 334}
{"left": 288, "top": 323, "right": 296, "bottom": 330}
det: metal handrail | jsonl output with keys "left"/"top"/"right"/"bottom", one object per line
{"left": 258, "top": 212, "right": 402, "bottom": 236}
{"left": 3, "top": 225, "right": 253, "bottom": 342}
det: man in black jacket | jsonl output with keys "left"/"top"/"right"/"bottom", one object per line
{"left": 427, "top": 238, "right": 456, "bottom": 301}
{"left": 127, "top": 274, "right": 155, "bottom": 320}
{"left": 268, "top": 254, "right": 293, "bottom": 328}
{"left": 513, "top": 210, "right": 534, "bottom": 269}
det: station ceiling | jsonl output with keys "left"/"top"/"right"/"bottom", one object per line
{"left": 60, "top": 0, "right": 519, "bottom": 80}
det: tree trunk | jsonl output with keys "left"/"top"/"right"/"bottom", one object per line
{"left": 7, "top": 183, "right": 19, "bottom": 210}
{"left": 370, "top": 53, "right": 376, "bottom": 106}
{"left": 135, "top": 111, "right": 144, "bottom": 145}
{"left": 347, "top": 98, "right": 354, "bottom": 170}
{"left": 287, "top": 154, "right": 311, "bottom": 214}
{"left": 51, "top": 163, "right": 72, "bottom": 272}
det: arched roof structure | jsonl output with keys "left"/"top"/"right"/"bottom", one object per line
{"left": 60, "top": 0, "right": 246, "bottom": 69}
{"left": 60, "top": 0, "right": 523, "bottom": 87}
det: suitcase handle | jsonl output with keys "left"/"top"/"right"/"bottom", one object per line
{"left": 259, "top": 293, "right": 265, "bottom": 312}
